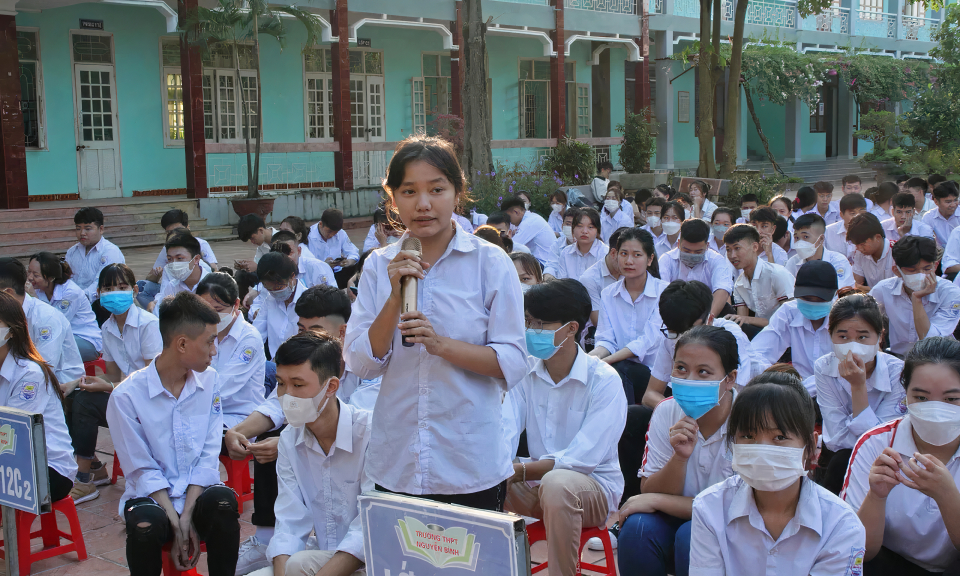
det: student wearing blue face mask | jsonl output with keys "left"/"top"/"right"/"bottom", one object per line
{"left": 502, "top": 279, "right": 627, "bottom": 576}
{"left": 617, "top": 325, "right": 740, "bottom": 576}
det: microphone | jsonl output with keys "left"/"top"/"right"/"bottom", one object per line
{"left": 400, "top": 237, "right": 422, "bottom": 348}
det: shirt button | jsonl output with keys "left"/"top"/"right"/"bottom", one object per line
{"left": 769, "top": 548, "right": 778, "bottom": 556}
{"left": 419, "top": 422, "right": 426, "bottom": 429}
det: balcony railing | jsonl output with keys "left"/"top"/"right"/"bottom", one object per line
{"left": 800, "top": 7, "right": 850, "bottom": 34}
{"left": 856, "top": 10, "right": 897, "bottom": 38}
{"left": 903, "top": 15, "right": 940, "bottom": 41}
{"left": 565, "top": 0, "right": 637, "bottom": 14}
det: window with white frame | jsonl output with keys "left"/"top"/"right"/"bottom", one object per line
{"left": 303, "top": 47, "right": 333, "bottom": 141}
{"left": 860, "top": 0, "right": 883, "bottom": 20}
{"left": 17, "top": 30, "right": 44, "bottom": 149}
{"left": 160, "top": 37, "right": 184, "bottom": 145}
{"left": 560, "top": 61, "right": 582, "bottom": 138}
{"left": 519, "top": 58, "right": 551, "bottom": 139}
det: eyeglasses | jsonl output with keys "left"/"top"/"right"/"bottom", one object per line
{"left": 659, "top": 324, "right": 679, "bottom": 340}
{"left": 524, "top": 319, "right": 562, "bottom": 333}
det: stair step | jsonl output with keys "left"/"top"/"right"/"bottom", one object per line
{"left": 6, "top": 197, "right": 201, "bottom": 223}
{"left": 0, "top": 225, "right": 235, "bottom": 259}
{"left": 0, "top": 213, "right": 209, "bottom": 235}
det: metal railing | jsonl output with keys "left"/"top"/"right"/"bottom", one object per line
{"left": 903, "top": 15, "right": 940, "bottom": 41}
{"left": 565, "top": 0, "right": 637, "bottom": 14}
{"left": 800, "top": 6, "right": 850, "bottom": 34}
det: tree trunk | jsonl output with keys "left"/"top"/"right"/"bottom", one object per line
{"left": 720, "top": 0, "right": 748, "bottom": 178}
{"left": 236, "top": 44, "right": 256, "bottom": 198}
{"left": 462, "top": 0, "right": 492, "bottom": 183}
{"left": 743, "top": 85, "right": 784, "bottom": 175}
{"left": 697, "top": 0, "right": 717, "bottom": 178}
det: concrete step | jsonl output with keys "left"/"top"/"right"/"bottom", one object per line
{"left": 0, "top": 225, "right": 235, "bottom": 259}
{"left": 5, "top": 197, "right": 201, "bottom": 223}
{"left": 0, "top": 211, "right": 209, "bottom": 234}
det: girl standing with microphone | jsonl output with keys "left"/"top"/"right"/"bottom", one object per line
{"left": 344, "top": 135, "right": 527, "bottom": 511}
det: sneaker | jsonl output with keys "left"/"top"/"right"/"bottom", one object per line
{"left": 89, "top": 462, "right": 111, "bottom": 486}
{"left": 586, "top": 531, "right": 618, "bottom": 551}
{"left": 69, "top": 481, "right": 100, "bottom": 504}
{"left": 235, "top": 536, "right": 270, "bottom": 575}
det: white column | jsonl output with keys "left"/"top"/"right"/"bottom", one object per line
{"left": 654, "top": 29, "right": 674, "bottom": 169}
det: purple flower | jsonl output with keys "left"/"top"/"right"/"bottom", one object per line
{"left": 477, "top": 171, "right": 481, "bottom": 176}
{"left": 492, "top": 172, "right": 497, "bottom": 177}
{"left": 512, "top": 180, "right": 516, "bottom": 185}
{"left": 575, "top": 174, "right": 579, "bottom": 179}
{"left": 509, "top": 185, "right": 514, "bottom": 193}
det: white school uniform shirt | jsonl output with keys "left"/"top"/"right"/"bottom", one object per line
{"left": 732, "top": 260, "right": 794, "bottom": 319}
{"left": 695, "top": 198, "right": 718, "bottom": 222}
{"left": 547, "top": 210, "right": 563, "bottom": 236}
{"left": 152, "top": 260, "right": 212, "bottom": 314}
{"left": 590, "top": 177, "right": 609, "bottom": 202}
{"left": 881, "top": 217, "right": 937, "bottom": 244}
{"left": 823, "top": 221, "right": 856, "bottom": 263}
{"left": 511, "top": 241, "right": 532, "bottom": 254}
{"left": 640, "top": 396, "right": 735, "bottom": 496}
{"left": 254, "top": 227, "right": 279, "bottom": 263}
{"left": 543, "top": 235, "right": 573, "bottom": 278}
{"left": 101, "top": 306, "right": 162, "bottom": 378}
{"left": 558, "top": 239, "right": 607, "bottom": 280}
{"left": 106, "top": 363, "right": 222, "bottom": 515}
{"left": 248, "top": 258, "right": 337, "bottom": 319}
{"left": 944, "top": 225, "right": 960, "bottom": 273}
{"left": 307, "top": 225, "right": 360, "bottom": 262}
{"left": 784, "top": 248, "right": 855, "bottom": 289}
{"left": 471, "top": 210, "right": 488, "bottom": 228}
{"left": 852, "top": 239, "right": 896, "bottom": 288}
{"left": 919, "top": 196, "right": 937, "bottom": 216}
{"left": 65, "top": 237, "right": 125, "bottom": 301}
{"left": 22, "top": 295, "right": 83, "bottom": 384}
{"left": 641, "top": 225, "right": 674, "bottom": 259}
{"left": 600, "top": 208, "right": 633, "bottom": 245}
{"left": 659, "top": 248, "right": 736, "bottom": 296}
{"left": 254, "top": 370, "right": 379, "bottom": 433}
{"left": 815, "top": 351, "right": 906, "bottom": 452}
{"left": 344, "top": 226, "right": 528, "bottom": 495}
{"left": 869, "top": 276, "right": 960, "bottom": 356}
{"left": 36, "top": 280, "right": 102, "bottom": 351}
{"left": 650, "top": 317, "right": 755, "bottom": 388}
{"left": 152, "top": 236, "right": 218, "bottom": 270}
{"left": 869, "top": 203, "right": 890, "bottom": 222}
{"left": 842, "top": 416, "right": 960, "bottom": 571}
{"left": 453, "top": 214, "right": 474, "bottom": 234}
{"left": 921, "top": 208, "right": 960, "bottom": 246}
{"left": 253, "top": 280, "right": 306, "bottom": 359}
{"left": 579, "top": 258, "right": 619, "bottom": 312}
{"left": 513, "top": 210, "right": 557, "bottom": 263}
{"left": 362, "top": 225, "right": 380, "bottom": 253}
{"left": 757, "top": 243, "right": 789, "bottom": 267}
{"left": 267, "top": 402, "right": 374, "bottom": 563}
{"left": 751, "top": 301, "right": 830, "bottom": 395}
{"left": 594, "top": 274, "right": 669, "bottom": 365}
{"left": 690, "top": 476, "right": 865, "bottom": 576}
{"left": 502, "top": 349, "right": 628, "bottom": 516}
{"left": 805, "top": 202, "right": 841, "bottom": 226}
{"left": 0, "top": 354, "right": 77, "bottom": 482}
{"left": 211, "top": 316, "right": 266, "bottom": 429}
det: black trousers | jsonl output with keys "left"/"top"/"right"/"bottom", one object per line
{"left": 334, "top": 263, "right": 358, "bottom": 289}
{"left": 610, "top": 360, "right": 651, "bottom": 405}
{"left": 818, "top": 448, "right": 853, "bottom": 495}
{"left": 865, "top": 546, "right": 960, "bottom": 576}
{"left": 250, "top": 426, "right": 284, "bottom": 527}
{"left": 49, "top": 467, "right": 73, "bottom": 502}
{"left": 70, "top": 390, "right": 110, "bottom": 459}
{"left": 620, "top": 404, "right": 655, "bottom": 505}
{"left": 375, "top": 481, "right": 508, "bottom": 513}
{"left": 122, "top": 485, "right": 240, "bottom": 576}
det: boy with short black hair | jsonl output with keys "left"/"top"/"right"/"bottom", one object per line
{"left": 848, "top": 212, "right": 895, "bottom": 289}
{"left": 659, "top": 219, "right": 736, "bottom": 318}
{"left": 785, "top": 213, "right": 854, "bottom": 289}
{"left": 922, "top": 180, "right": 960, "bottom": 246}
{"left": 307, "top": 209, "right": 360, "bottom": 288}
{"left": 906, "top": 177, "right": 937, "bottom": 214}
{"left": 736, "top": 194, "right": 759, "bottom": 224}
{"left": 841, "top": 174, "right": 862, "bottom": 196}
{"left": 642, "top": 198, "right": 672, "bottom": 257}
{"left": 150, "top": 229, "right": 211, "bottom": 314}
{"left": 590, "top": 160, "right": 615, "bottom": 202}
{"left": 66, "top": 207, "right": 125, "bottom": 301}
{"left": 748, "top": 207, "right": 788, "bottom": 265}
{"left": 501, "top": 197, "right": 557, "bottom": 263}
{"left": 236, "top": 214, "right": 277, "bottom": 272}
{"left": 895, "top": 173, "right": 911, "bottom": 193}
{"left": 486, "top": 211, "right": 531, "bottom": 254}
{"left": 870, "top": 235, "right": 960, "bottom": 356}
{"left": 107, "top": 291, "right": 241, "bottom": 576}
{"left": 807, "top": 181, "right": 841, "bottom": 225}
{"left": 884, "top": 192, "right": 937, "bottom": 243}
{"left": 543, "top": 208, "right": 579, "bottom": 279}
{"left": 723, "top": 224, "right": 794, "bottom": 332}
{"left": 154, "top": 209, "right": 218, "bottom": 271}
{"left": 246, "top": 231, "right": 338, "bottom": 318}
{"left": 253, "top": 252, "right": 304, "bottom": 360}
{"left": 824, "top": 193, "right": 866, "bottom": 262}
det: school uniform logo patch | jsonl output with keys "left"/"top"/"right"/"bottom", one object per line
{"left": 836, "top": 267, "right": 845, "bottom": 276}
{"left": 239, "top": 348, "right": 254, "bottom": 364}
{"left": 897, "top": 397, "right": 908, "bottom": 414}
{"left": 58, "top": 300, "right": 70, "bottom": 311}
{"left": 951, "top": 303, "right": 960, "bottom": 317}
{"left": 99, "top": 256, "right": 107, "bottom": 264}
{"left": 19, "top": 383, "right": 37, "bottom": 402}
{"left": 212, "top": 395, "right": 222, "bottom": 414}
{"left": 37, "top": 327, "right": 52, "bottom": 342}
{"left": 845, "top": 546, "right": 865, "bottom": 576}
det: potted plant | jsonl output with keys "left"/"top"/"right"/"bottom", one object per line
{"left": 185, "top": 0, "right": 325, "bottom": 218}
{"left": 615, "top": 110, "right": 666, "bottom": 190}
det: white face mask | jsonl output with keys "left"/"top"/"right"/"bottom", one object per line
{"left": 523, "top": 202, "right": 531, "bottom": 211}
{"left": 386, "top": 235, "right": 400, "bottom": 245}
{"left": 551, "top": 203, "right": 563, "bottom": 214}
{"left": 217, "top": 311, "right": 235, "bottom": 333}
{"left": 646, "top": 215, "right": 661, "bottom": 229}
{"left": 281, "top": 378, "right": 333, "bottom": 427}
{"left": 604, "top": 200, "right": 620, "bottom": 213}
{"left": 794, "top": 239, "right": 819, "bottom": 260}
{"left": 732, "top": 444, "right": 807, "bottom": 491}
{"left": 165, "top": 260, "right": 195, "bottom": 281}
{"left": 908, "top": 401, "right": 960, "bottom": 446}
{"left": 520, "top": 282, "right": 533, "bottom": 294}
{"left": 0, "top": 327, "right": 9, "bottom": 342}
{"left": 833, "top": 341, "right": 879, "bottom": 363}
{"left": 562, "top": 225, "right": 574, "bottom": 242}
{"left": 662, "top": 221, "right": 682, "bottom": 235}
{"left": 711, "top": 225, "right": 729, "bottom": 240}
{"left": 742, "top": 208, "right": 753, "bottom": 221}
{"left": 899, "top": 267, "right": 927, "bottom": 292}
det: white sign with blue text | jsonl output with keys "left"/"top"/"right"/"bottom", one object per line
{"left": 359, "top": 492, "right": 530, "bottom": 576}
{"left": 0, "top": 407, "right": 49, "bottom": 515}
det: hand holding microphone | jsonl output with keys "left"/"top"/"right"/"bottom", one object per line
{"left": 399, "top": 237, "right": 422, "bottom": 347}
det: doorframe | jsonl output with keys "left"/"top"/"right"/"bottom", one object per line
{"left": 69, "top": 29, "right": 123, "bottom": 198}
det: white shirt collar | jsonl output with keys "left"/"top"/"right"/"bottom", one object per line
{"left": 530, "top": 347, "right": 590, "bottom": 388}
{"left": 295, "top": 400, "right": 356, "bottom": 455}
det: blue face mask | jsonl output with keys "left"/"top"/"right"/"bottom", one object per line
{"left": 525, "top": 323, "right": 570, "bottom": 360}
{"left": 99, "top": 290, "right": 134, "bottom": 315}
{"left": 796, "top": 299, "right": 832, "bottom": 320}
{"left": 671, "top": 376, "right": 728, "bottom": 420}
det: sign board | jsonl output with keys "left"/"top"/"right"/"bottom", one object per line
{"left": 80, "top": 19, "right": 104, "bottom": 30}
{"left": 357, "top": 38, "right": 372, "bottom": 47}
{"left": 677, "top": 176, "right": 731, "bottom": 198}
{"left": 0, "top": 407, "right": 49, "bottom": 515}
{"left": 359, "top": 491, "right": 529, "bottom": 576}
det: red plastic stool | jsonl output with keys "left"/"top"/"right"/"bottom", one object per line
{"left": 161, "top": 541, "right": 206, "bottom": 576}
{"left": 527, "top": 520, "right": 616, "bottom": 575}
{"left": 111, "top": 451, "right": 124, "bottom": 484}
{"left": 219, "top": 454, "right": 254, "bottom": 505}
{"left": 0, "top": 497, "right": 88, "bottom": 574}
{"left": 84, "top": 356, "right": 106, "bottom": 377}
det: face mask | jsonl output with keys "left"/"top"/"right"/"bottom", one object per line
{"left": 551, "top": 203, "right": 563, "bottom": 214}
{"left": 562, "top": 225, "right": 574, "bottom": 242}
{"left": 908, "top": 401, "right": 960, "bottom": 446}
{"left": 269, "top": 284, "right": 296, "bottom": 301}
{"left": 0, "top": 327, "right": 10, "bottom": 342}
{"left": 899, "top": 268, "right": 927, "bottom": 292}
{"left": 525, "top": 322, "right": 570, "bottom": 360}
{"left": 99, "top": 290, "right": 134, "bottom": 315}
{"left": 165, "top": 260, "right": 194, "bottom": 281}
{"left": 281, "top": 378, "right": 333, "bottom": 427}
{"left": 833, "top": 341, "right": 878, "bottom": 363}
{"left": 679, "top": 251, "right": 705, "bottom": 268}
{"left": 386, "top": 235, "right": 400, "bottom": 245}
{"left": 604, "top": 200, "right": 620, "bottom": 213}
{"left": 711, "top": 225, "right": 729, "bottom": 240}
{"left": 647, "top": 216, "right": 661, "bottom": 229}
{"left": 523, "top": 202, "right": 531, "bottom": 211}
{"left": 662, "top": 221, "right": 682, "bottom": 235}
{"left": 520, "top": 282, "right": 533, "bottom": 294}
{"left": 796, "top": 299, "right": 832, "bottom": 320}
{"left": 217, "top": 311, "right": 235, "bottom": 333}
{"left": 794, "top": 240, "right": 819, "bottom": 260}
{"left": 671, "top": 376, "right": 726, "bottom": 420}
{"left": 732, "top": 444, "right": 807, "bottom": 492}
{"left": 742, "top": 209, "right": 752, "bottom": 221}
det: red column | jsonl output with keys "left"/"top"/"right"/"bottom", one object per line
{"left": 450, "top": 0, "right": 464, "bottom": 118}
{"left": 331, "top": 0, "right": 353, "bottom": 191}
{"left": 180, "top": 0, "right": 207, "bottom": 199}
{"left": 0, "top": 16, "right": 28, "bottom": 209}
{"left": 550, "top": 0, "right": 565, "bottom": 139}
{"left": 635, "top": 11, "right": 651, "bottom": 116}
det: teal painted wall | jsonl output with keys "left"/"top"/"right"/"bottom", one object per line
{"left": 671, "top": 61, "right": 699, "bottom": 165}
{"left": 746, "top": 95, "right": 785, "bottom": 160}
{"left": 800, "top": 101, "right": 826, "bottom": 161}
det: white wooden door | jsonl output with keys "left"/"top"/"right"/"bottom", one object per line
{"left": 352, "top": 75, "right": 386, "bottom": 186}
{"left": 75, "top": 65, "right": 121, "bottom": 198}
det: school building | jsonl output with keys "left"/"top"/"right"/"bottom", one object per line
{"left": 0, "top": 0, "right": 945, "bottom": 210}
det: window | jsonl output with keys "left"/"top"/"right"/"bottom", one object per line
{"left": 17, "top": 30, "right": 44, "bottom": 149}
{"left": 160, "top": 38, "right": 184, "bottom": 145}
{"left": 519, "top": 58, "right": 551, "bottom": 139}
{"left": 306, "top": 48, "right": 383, "bottom": 141}
{"left": 561, "top": 61, "right": 580, "bottom": 137}
{"left": 72, "top": 34, "right": 113, "bottom": 64}
{"left": 304, "top": 47, "right": 333, "bottom": 141}
{"left": 413, "top": 53, "right": 453, "bottom": 135}
{"left": 860, "top": 0, "right": 883, "bottom": 20}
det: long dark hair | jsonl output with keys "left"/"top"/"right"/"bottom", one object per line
{"left": 616, "top": 227, "right": 661, "bottom": 279}
{"left": 0, "top": 292, "right": 61, "bottom": 401}
{"left": 281, "top": 216, "right": 310, "bottom": 247}
{"left": 383, "top": 135, "right": 466, "bottom": 228}
{"left": 901, "top": 337, "right": 960, "bottom": 392}
{"left": 828, "top": 292, "right": 884, "bottom": 336}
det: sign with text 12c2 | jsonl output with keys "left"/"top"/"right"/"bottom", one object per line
{"left": 359, "top": 491, "right": 529, "bottom": 576}
{"left": 0, "top": 407, "right": 49, "bottom": 515}
{"left": 356, "top": 38, "right": 372, "bottom": 47}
